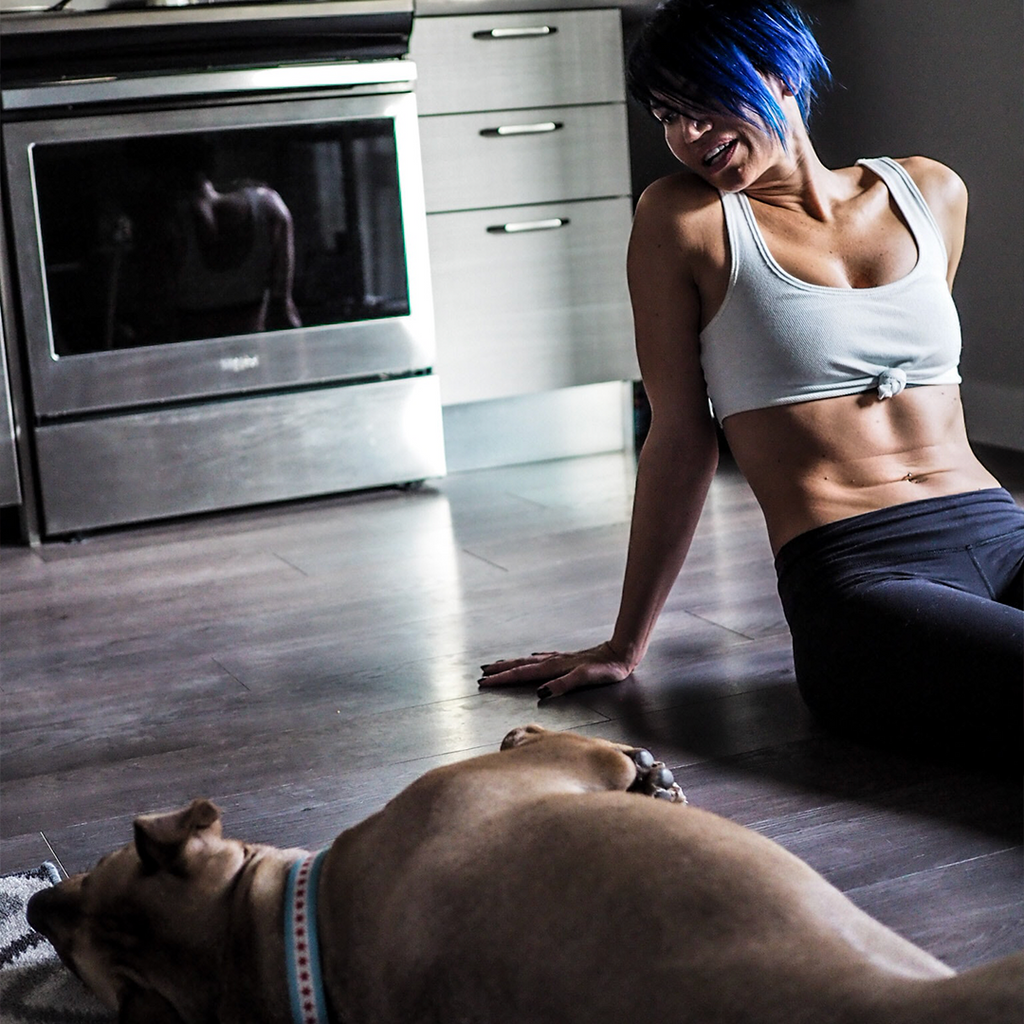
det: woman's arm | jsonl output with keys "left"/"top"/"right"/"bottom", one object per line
{"left": 479, "top": 177, "right": 720, "bottom": 697}
{"left": 607, "top": 178, "right": 721, "bottom": 668}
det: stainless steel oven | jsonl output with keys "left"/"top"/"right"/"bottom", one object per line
{"left": 1, "top": 0, "right": 445, "bottom": 538}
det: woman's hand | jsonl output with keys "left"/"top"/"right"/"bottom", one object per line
{"left": 478, "top": 641, "right": 635, "bottom": 699}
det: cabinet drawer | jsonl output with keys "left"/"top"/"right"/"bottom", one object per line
{"left": 428, "top": 197, "right": 638, "bottom": 404}
{"left": 419, "top": 103, "right": 629, "bottom": 213}
{"left": 410, "top": 9, "right": 625, "bottom": 115}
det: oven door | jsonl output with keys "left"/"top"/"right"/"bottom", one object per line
{"left": 3, "top": 79, "right": 433, "bottom": 419}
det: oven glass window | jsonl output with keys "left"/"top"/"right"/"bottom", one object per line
{"left": 31, "top": 120, "right": 410, "bottom": 355}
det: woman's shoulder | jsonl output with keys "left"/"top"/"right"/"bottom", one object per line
{"left": 890, "top": 156, "right": 968, "bottom": 216}
{"left": 632, "top": 171, "right": 724, "bottom": 254}
{"left": 637, "top": 170, "right": 722, "bottom": 217}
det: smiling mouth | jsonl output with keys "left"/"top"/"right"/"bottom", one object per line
{"left": 702, "top": 139, "right": 737, "bottom": 168}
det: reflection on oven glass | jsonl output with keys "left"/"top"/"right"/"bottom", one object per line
{"left": 32, "top": 120, "right": 411, "bottom": 354}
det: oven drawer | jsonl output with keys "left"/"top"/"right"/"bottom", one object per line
{"left": 427, "top": 197, "right": 637, "bottom": 405}
{"left": 418, "top": 103, "right": 629, "bottom": 213}
{"left": 34, "top": 376, "right": 446, "bottom": 536}
{"left": 410, "top": 9, "right": 625, "bottom": 115}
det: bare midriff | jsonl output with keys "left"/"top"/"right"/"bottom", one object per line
{"left": 721, "top": 384, "right": 1000, "bottom": 554}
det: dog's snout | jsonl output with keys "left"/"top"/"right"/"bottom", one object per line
{"left": 27, "top": 878, "right": 81, "bottom": 941}
{"left": 27, "top": 887, "right": 55, "bottom": 937}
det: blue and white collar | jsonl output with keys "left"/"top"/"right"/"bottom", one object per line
{"left": 284, "top": 850, "right": 331, "bottom": 1024}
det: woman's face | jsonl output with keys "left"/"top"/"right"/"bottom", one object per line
{"left": 651, "top": 78, "right": 794, "bottom": 192}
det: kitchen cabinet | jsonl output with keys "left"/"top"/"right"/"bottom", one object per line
{"left": 410, "top": 8, "right": 638, "bottom": 465}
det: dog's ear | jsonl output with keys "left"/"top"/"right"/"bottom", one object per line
{"left": 133, "top": 799, "right": 223, "bottom": 875}
{"left": 119, "top": 981, "right": 189, "bottom": 1024}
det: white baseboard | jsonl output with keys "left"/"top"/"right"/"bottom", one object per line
{"left": 442, "top": 383, "right": 634, "bottom": 473}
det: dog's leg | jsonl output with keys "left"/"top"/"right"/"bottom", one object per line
{"left": 501, "top": 726, "right": 686, "bottom": 803}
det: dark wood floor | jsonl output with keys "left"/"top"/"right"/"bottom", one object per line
{"left": 2, "top": 444, "right": 1021, "bottom": 973}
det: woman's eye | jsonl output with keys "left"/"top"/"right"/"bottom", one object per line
{"left": 654, "top": 110, "right": 678, "bottom": 125}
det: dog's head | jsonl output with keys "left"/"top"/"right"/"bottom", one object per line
{"left": 27, "top": 799, "right": 248, "bottom": 1024}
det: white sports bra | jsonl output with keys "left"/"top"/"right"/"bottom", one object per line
{"left": 699, "top": 157, "right": 962, "bottom": 424}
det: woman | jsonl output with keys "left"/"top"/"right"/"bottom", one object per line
{"left": 479, "top": 0, "right": 1023, "bottom": 764}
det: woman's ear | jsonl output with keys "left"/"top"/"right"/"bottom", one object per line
{"left": 761, "top": 72, "right": 796, "bottom": 100}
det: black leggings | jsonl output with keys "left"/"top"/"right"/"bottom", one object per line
{"left": 775, "top": 488, "right": 1024, "bottom": 769}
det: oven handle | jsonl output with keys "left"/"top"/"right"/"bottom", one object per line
{"left": 472, "top": 26, "right": 558, "bottom": 39}
{"left": 486, "top": 218, "right": 570, "bottom": 234}
{"left": 1, "top": 60, "right": 417, "bottom": 111}
{"left": 479, "top": 121, "right": 563, "bottom": 138}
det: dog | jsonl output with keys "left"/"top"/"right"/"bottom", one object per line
{"left": 28, "top": 725, "right": 1023, "bottom": 1024}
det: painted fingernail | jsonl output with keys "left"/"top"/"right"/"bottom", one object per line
{"left": 537, "top": 686, "right": 552, "bottom": 700}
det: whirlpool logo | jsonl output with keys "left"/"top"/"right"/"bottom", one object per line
{"left": 220, "top": 355, "right": 260, "bottom": 373}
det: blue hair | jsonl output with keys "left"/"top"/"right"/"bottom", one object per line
{"left": 627, "top": 0, "right": 831, "bottom": 143}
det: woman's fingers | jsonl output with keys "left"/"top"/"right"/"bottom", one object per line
{"left": 478, "top": 652, "right": 572, "bottom": 688}
{"left": 538, "top": 661, "right": 629, "bottom": 699}
{"left": 478, "top": 645, "right": 632, "bottom": 697}
{"left": 536, "top": 667, "right": 589, "bottom": 700}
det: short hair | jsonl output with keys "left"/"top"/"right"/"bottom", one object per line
{"left": 627, "top": 0, "right": 831, "bottom": 142}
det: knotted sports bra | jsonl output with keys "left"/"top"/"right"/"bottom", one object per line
{"left": 699, "top": 156, "right": 962, "bottom": 424}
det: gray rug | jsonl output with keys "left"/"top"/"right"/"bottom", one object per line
{"left": 0, "top": 864, "right": 114, "bottom": 1023}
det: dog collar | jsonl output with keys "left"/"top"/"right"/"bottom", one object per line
{"left": 284, "top": 850, "right": 331, "bottom": 1024}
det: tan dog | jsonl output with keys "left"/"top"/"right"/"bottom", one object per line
{"left": 28, "top": 725, "right": 1023, "bottom": 1024}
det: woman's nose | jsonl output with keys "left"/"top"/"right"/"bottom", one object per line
{"left": 679, "top": 116, "right": 712, "bottom": 142}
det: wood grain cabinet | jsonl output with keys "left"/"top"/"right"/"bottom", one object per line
{"left": 410, "top": 9, "right": 638, "bottom": 409}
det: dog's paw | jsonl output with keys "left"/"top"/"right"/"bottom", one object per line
{"left": 626, "top": 749, "right": 687, "bottom": 804}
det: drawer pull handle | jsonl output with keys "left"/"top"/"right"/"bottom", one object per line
{"left": 480, "top": 121, "right": 564, "bottom": 138}
{"left": 472, "top": 26, "right": 557, "bottom": 39}
{"left": 487, "top": 217, "right": 570, "bottom": 234}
